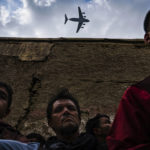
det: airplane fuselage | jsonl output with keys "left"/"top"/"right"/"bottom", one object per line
{"left": 69, "top": 18, "right": 89, "bottom": 23}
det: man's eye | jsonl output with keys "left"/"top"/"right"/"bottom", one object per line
{"left": 67, "top": 105, "right": 76, "bottom": 111}
{"left": 105, "top": 120, "right": 111, "bottom": 124}
{"left": 54, "top": 106, "right": 63, "bottom": 113}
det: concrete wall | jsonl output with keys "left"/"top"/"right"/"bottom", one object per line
{"left": 0, "top": 37, "right": 149, "bottom": 137}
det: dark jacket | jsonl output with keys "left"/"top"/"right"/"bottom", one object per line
{"left": 45, "top": 133, "right": 97, "bottom": 150}
{"left": 0, "top": 120, "right": 28, "bottom": 142}
{"left": 96, "top": 141, "right": 108, "bottom": 150}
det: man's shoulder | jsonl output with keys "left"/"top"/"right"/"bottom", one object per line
{"left": 45, "top": 136, "right": 67, "bottom": 150}
{"left": 0, "top": 120, "right": 25, "bottom": 141}
{"left": 74, "top": 133, "right": 97, "bottom": 150}
{"left": 0, "top": 120, "right": 20, "bottom": 133}
{"left": 45, "top": 134, "right": 97, "bottom": 150}
{"left": 46, "top": 136, "right": 58, "bottom": 144}
{"left": 77, "top": 133, "right": 96, "bottom": 143}
{"left": 0, "top": 120, "right": 12, "bottom": 128}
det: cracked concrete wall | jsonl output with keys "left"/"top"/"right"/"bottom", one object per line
{"left": 0, "top": 38, "right": 150, "bottom": 138}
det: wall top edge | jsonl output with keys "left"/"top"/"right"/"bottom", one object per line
{"left": 0, "top": 37, "right": 144, "bottom": 44}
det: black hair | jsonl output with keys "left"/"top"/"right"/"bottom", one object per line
{"left": 26, "top": 133, "right": 45, "bottom": 146}
{"left": 47, "top": 88, "right": 81, "bottom": 122}
{"left": 85, "top": 113, "right": 110, "bottom": 135}
{"left": 0, "top": 82, "right": 13, "bottom": 109}
{"left": 144, "top": 10, "right": 150, "bottom": 33}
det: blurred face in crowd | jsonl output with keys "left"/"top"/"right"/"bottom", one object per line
{"left": 48, "top": 99, "right": 81, "bottom": 136}
{"left": 99, "top": 117, "right": 111, "bottom": 136}
{"left": 0, "top": 87, "right": 9, "bottom": 119}
{"left": 94, "top": 116, "right": 111, "bottom": 137}
{"left": 144, "top": 32, "right": 150, "bottom": 44}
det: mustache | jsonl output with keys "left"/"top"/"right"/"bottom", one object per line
{"left": 61, "top": 114, "right": 74, "bottom": 121}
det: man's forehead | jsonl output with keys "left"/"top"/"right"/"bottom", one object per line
{"left": 53, "top": 99, "right": 76, "bottom": 107}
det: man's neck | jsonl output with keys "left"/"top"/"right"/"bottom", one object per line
{"left": 0, "top": 119, "right": 7, "bottom": 124}
{"left": 96, "top": 135, "right": 106, "bottom": 144}
{"left": 56, "top": 131, "right": 79, "bottom": 143}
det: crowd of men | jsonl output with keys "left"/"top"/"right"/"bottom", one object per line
{"left": 0, "top": 82, "right": 111, "bottom": 150}
{"left": 0, "top": 10, "right": 150, "bottom": 150}
{"left": 1, "top": 74, "right": 150, "bottom": 150}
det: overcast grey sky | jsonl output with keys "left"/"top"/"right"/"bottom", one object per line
{"left": 0, "top": 0, "right": 149, "bottom": 38}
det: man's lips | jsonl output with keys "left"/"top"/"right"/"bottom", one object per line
{"left": 62, "top": 116, "right": 74, "bottom": 122}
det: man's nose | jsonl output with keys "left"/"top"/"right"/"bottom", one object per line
{"left": 63, "top": 107, "right": 70, "bottom": 114}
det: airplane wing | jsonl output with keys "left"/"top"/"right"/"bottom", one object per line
{"left": 78, "top": 7, "right": 83, "bottom": 19}
{"left": 76, "top": 22, "right": 83, "bottom": 33}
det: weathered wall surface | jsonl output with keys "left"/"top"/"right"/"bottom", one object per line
{"left": 0, "top": 37, "right": 150, "bottom": 137}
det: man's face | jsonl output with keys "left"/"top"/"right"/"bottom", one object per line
{"left": 48, "top": 99, "right": 81, "bottom": 136}
{"left": 99, "top": 117, "right": 111, "bottom": 136}
{"left": 144, "top": 33, "right": 150, "bottom": 44}
{"left": 93, "top": 116, "right": 111, "bottom": 137}
{"left": 0, "top": 87, "right": 9, "bottom": 119}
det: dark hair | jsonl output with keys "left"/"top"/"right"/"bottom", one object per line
{"left": 26, "top": 133, "right": 45, "bottom": 146}
{"left": 47, "top": 88, "right": 81, "bottom": 122}
{"left": 144, "top": 10, "right": 150, "bottom": 33}
{"left": 85, "top": 113, "right": 110, "bottom": 135}
{"left": 0, "top": 82, "right": 13, "bottom": 109}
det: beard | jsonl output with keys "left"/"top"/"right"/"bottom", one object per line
{"left": 59, "top": 123, "right": 79, "bottom": 136}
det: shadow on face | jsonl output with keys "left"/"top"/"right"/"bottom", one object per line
{"left": 48, "top": 99, "right": 81, "bottom": 136}
{"left": 93, "top": 117, "right": 111, "bottom": 138}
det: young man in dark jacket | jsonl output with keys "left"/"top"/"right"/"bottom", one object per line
{"left": 86, "top": 114, "right": 111, "bottom": 150}
{"left": 0, "top": 82, "right": 28, "bottom": 142}
{"left": 46, "top": 88, "right": 97, "bottom": 150}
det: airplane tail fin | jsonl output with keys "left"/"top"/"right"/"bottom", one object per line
{"left": 64, "top": 14, "right": 68, "bottom": 24}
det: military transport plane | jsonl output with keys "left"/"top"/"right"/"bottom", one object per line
{"left": 64, "top": 6, "right": 90, "bottom": 33}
